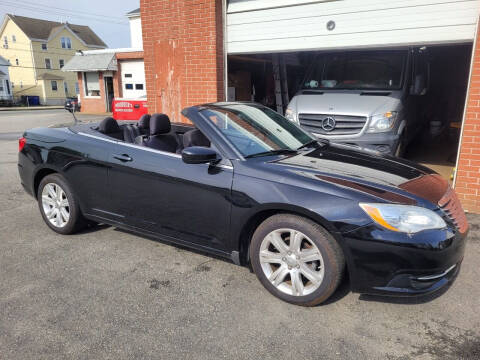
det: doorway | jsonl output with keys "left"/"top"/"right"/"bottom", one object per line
{"left": 104, "top": 76, "right": 114, "bottom": 112}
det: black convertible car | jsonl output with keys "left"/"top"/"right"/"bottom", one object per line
{"left": 18, "top": 102, "right": 468, "bottom": 306}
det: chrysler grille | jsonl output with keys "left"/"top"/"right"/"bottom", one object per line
{"left": 298, "top": 114, "right": 367, "bottom": 135}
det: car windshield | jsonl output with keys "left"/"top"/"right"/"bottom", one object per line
{"left": 302, "top": 50, "right": 407, "bottom": 90}
{"left": 199, "top": 104, "right": 314, "bottom": 157}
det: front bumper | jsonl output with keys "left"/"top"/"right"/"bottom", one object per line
{"left": 372, "top": 262, "right": 461, "bottom": 296}
{"left": 342, "top": 224, "right": 468, "bottom": 297}
{"left": 313, "top": 132, "right": 400, "bottom": 155}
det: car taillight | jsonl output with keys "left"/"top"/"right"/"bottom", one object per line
{"left": 19, "top": 137, "right": 26, "bottom": 152}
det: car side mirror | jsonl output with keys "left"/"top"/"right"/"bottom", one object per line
{"left": 182, "top": 146, "right": 219, "bottom": 165}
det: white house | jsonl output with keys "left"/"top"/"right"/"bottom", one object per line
{"left": 126, "top": 8, "right": 143, "bottom": 50}
{"left": 0, "top": 55, "right": 12, "bottom": 103}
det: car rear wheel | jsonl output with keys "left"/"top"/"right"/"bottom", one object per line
{"left": 250, "top": 214, "right": 345, "bottom": 306}
{"left": 38, "top": 174, "right": 87, "bottom": 234}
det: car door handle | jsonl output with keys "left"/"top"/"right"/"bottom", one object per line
{"left": 113, "top": 154, "right": 133, "bottom": 162}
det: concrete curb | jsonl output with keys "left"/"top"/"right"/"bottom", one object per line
{"left": 77, "top": 112, "right": 112, "bottom": 116}
{"left": 0, "top": 106, "right": 64, "bottom": 112}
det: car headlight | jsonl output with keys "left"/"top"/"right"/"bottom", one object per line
{"left": 359, "top": 203, "right": 446, "bottom": 233}
{"left": 367, "top": 111, "right": 397, "bottom": 133}
{"left": 285, "top": 108, "right": 297, "bottom": 123}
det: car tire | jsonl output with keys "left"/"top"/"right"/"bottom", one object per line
{"left": 37, "top": 174, "right": 87, "bottom": 235}
{"left": 250, "top": 214, "right": 345, "bottom": 306}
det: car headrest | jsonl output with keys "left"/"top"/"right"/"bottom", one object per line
{"left": 183, "top": 129, "right": 210, "bottom": 148}
{"left": 150, "top": 113, "right": 171, "bottom": 135}
{"left": 99, "top": 117, "right": 121, "bottom": 134}
{"left": 138, "top": 114, "right": 151, "bottom": 129}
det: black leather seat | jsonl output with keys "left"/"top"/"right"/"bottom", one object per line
{"left": 123, "top": 125, "right": 138, "bottom": 143}
{"left": 123, "top": 114, "right": 153, "bottom": 143}
{"left": 137, "top": 114, "right": 151, "bottom": 135}
{"left": 131, "top": 114, "right": 151, "bottom": 144}
{"left": 183, "top": 129, "right": 210, "bottom": 148}
{"left": 143, "top": 113, "right": 179, "bottom": 153}
{"left": 98, "top": 117, "right": 123, "bottom": 140}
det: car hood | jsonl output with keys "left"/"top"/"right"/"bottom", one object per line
{"left": 271, "top": 145, "right": 448, "bottom": 207}
{"left": 293, "top": 91, "right": 400, "bottom": 116}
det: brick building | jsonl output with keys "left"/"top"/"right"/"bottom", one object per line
{"left": 63, "top": 49, "right": 145, "bottom": 113}
{"left": 140, "top": 0, "right": 480, "bottom": 212}
{"left": 455, "top": 28, "right": 480, "bottom": 212}
{"left": 62, "top": 7, "right": 146, "bottom": 114}
{"left": 140, "top": 0, "right": 224, "bottom": 123}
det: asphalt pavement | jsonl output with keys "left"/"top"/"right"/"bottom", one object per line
{"left": 0, "top": 109, "right": 479, "bottom": 359}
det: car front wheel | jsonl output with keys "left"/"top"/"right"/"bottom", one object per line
{"left": 38, "top": 174, "right": 87, "bottom": 234}
{"left": 250, "top": 214, "right": 345, "bottom": 306}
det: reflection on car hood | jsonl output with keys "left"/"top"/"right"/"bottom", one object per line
{"left": 272, "top": 145, "right": 448, "bottom": 206}
{"left": 295, "top": 91, "right": 400, "bottom": 116}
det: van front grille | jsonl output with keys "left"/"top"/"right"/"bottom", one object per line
{"left": 298, "top": 114, "right": 367, "bottom": 135}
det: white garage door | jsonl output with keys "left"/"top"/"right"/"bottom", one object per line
{"left": 120, "top": 60, "right": 146, "bottom": 99}
{"left": 227, "top": 0, "right": 480, "bottom": 54}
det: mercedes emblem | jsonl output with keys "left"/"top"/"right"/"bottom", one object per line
{"left": 321, "top": 117, "right": 336, "bottom": 132}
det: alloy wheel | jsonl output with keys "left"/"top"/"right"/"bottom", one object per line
{"left": 41, "top": 183, "right": 70, "bottom": 228}
{"left": 259, "top": 228, "right": 325, "bottom": 296}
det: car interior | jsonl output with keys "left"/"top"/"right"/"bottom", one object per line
{"left": 96, "top": 113, "right": 211, "bottom": 154}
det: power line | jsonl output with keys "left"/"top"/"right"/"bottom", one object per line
{"left": 0, "top": 1, "right": 129, "bottom": 26}
{"left": 1, "top": 1, "right": 129, "bottom": 25}
{"left": 19, "top": 0, "right": 127, "bottom": 21}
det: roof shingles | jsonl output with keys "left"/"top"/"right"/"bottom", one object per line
{"left": 62, "top": 53, "right": 117, "bottom": 72}
{"left": 7, "top": 14, "right": 107, "bottom": 48}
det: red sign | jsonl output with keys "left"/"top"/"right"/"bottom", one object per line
{"left": 112, "top": 98, "right": 148, "bottom": 121}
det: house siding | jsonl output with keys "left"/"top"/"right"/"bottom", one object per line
{"left": 0, "top": 19, "right": 38, "bottom": 99}
{"left": 32, "top": 28, "right": 90, "bottom": 104}
{"left": 0, "top": 57, "right": 12, "bottom": 101}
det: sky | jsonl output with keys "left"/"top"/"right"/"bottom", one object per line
{"left": 0, "top": 0, "right": 139, "bottom": 48}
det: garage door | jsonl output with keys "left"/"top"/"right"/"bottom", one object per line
{"left": 120, "top": 60, "right": 146, "bottom": 99}
{"left": 227, "top": 0, "right": 480, "bottom": 54}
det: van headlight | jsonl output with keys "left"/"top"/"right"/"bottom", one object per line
{"left": 359, "top": 203, "right": 446, "bottom": 233}
{"left": 285, "top": 108, "right": 297, "bottom": 123}
{"left": 367, "top": 111, "right": 397, "bottom": 133}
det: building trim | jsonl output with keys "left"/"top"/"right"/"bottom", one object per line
{"left": 223, "top": 0, "right": 228, "bottom": 101}
{"left": 453, "top": 15, "right": 480, "bottom": 188}
{"left": 0, "top": 15, "right": 11, "bottom": 38}
{"left": 228, "top": 0, "right": 338, "bottom": 14}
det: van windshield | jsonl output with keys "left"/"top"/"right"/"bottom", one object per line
{"left": 303, "top": 50, "right": 407, "bottom": 91}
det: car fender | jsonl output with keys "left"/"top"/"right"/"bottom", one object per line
{"left": 32, "top": 164, "right": 64, "bottom": 195}
{"left": 231, "top": 201, "right": 359, "bottom": 269}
